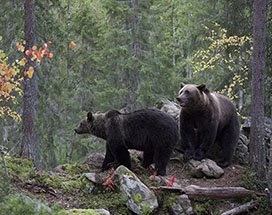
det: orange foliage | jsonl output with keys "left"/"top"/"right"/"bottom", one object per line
{"left": 16, "top": 41, "right": 53, "bottom": 78}
{"left": 0, "top": 41, "right": 53, "bottom": 120}
{"left": 69, "top": 40, "right": 76, "bottom": 49}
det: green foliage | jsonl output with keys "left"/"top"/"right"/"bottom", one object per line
{"left": 255, "top": 197, "right": 270, "bottom": 215}
{"left": 240, "top": 169, "right": 270, "bottom": 214}
{"left": 194, "top": 200, "right": 220, "bottom": 215}
{"left": 0, "top": 194, "right": 52, "bottom": 215}
{"left": 241, "top": 168, "right": 266, "bottom": 191}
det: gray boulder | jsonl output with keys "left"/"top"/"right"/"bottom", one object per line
{"left": 170, "top": 194, "right": 194, "bottom": 215}
{"left": 188, "top": 159, "right": 224, "bottom": 178}
{"left": 114, "top": 165, "right": 158, "bottom": 215}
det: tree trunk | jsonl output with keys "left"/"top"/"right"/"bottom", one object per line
{"left": 126, "top": 0, "right": 140, "bottom": 112}
{"left": 20, "top": 0, "right": 40, "bottom": 166}
{"left": 65, "top": 0, "right": 72, "bottom": 164}
{"left": 250, "top": 0, "right": 266, "bottom": 178}
{"left": 49, "top": 120, "right": 57, "bottom": 168}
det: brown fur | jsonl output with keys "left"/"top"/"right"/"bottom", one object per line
{"left": 75, "top": 109, "right": 179, "bottom": 175}
{"left": 176, "top": 84, "right": 240, "bottom": 167}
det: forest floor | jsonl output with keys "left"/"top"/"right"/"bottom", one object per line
{"left": 6, "top": 151, "right": 267, "bottom": 214}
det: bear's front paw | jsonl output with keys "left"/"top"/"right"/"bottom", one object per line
{"left": 102, "top": 161, "right": 119, "bottom": 171}
{"left": 217, "top": 160, "right": 230, "bottom": 168}
{"left": 194, "top": 149, "right": 205, "bottom": 160}
{"left": 184, "top": 150, "right": 194, "bottom": 161}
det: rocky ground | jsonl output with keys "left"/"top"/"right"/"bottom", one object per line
{"left": 5, "top": 150, "right": 268, "bottom": 215}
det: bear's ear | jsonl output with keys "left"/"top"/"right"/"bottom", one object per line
{"left": 197, "top": 84, "right": 208, "bottom": 92}
{"left": 87, "top": 112, "right": 94, "bottom": 122}
{"left": 180, "top": 82, "right": 186, "bottom": 89}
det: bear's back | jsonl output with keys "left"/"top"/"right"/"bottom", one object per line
{"left": 210, "top": 92, "right": 237, "bottom": 118}
{"left": 123, "top": 109, "right": 177, "bottom": 129}
{"left": 120, "top": 109, "right": 179, "bottom": 149}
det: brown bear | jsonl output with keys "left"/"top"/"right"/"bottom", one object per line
{"left": 176, "top": 83, "right": 240, "bottom": 167}
{"left": 74, "top": 109, "right": 179, "bottom": 176}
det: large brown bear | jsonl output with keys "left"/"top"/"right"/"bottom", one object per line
{"left": 74, "top": 109, "right": 179, "bottom": 176}
{"left": 176, "top": 83, "right": 240, "bottom": 167}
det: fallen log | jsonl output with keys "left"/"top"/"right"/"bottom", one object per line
{"left": 221, "top": 200, "right": 258, "bottom": 215}
{"left": 151, "top": 185, "right": 256, "bottom": 200}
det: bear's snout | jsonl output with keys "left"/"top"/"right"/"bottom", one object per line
{"left": 176, "top": 97, "right": 186, "bottom": 107}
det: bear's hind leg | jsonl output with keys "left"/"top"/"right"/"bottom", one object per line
{"left": 218, "top": 123, "right": 239, "bottom": 167}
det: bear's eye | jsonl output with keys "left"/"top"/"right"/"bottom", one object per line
{"left": 184, "top": 90, "right": 189, "bottom": 94}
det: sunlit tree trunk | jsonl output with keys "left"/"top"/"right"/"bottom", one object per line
{"left": 20, "top": 0, "right": 40, "bottom": 166}
{"left": 250, "top": 0, "right": 266, "bottom": 178}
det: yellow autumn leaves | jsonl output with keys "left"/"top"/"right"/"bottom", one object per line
{"left": 0, "top": 49, "right": 23, "bottom": 121}
{"left": 0, "top": 41, "right": 53, "bottom": 120}
{"left": 191, "top": 23, "right": 252, "bottom": 101}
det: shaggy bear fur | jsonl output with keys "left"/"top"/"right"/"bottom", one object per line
{"left": 176, "top": 83, "right": 240, "bottom": 167}
{"left": 75, "top": 109, "right": 179, "bottom": 176}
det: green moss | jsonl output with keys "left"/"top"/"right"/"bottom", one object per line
{"left": 141, "top": 202, "right": 153, "bottom": 215}
{"left": 60, "top": 176, "right": 85, "bottom": 194}
{"left": 79, "top": 192, "right": 129, "bottom": 215}
{"left": 62, "top": 163, "right": 91, "bottom": 176}
{"left": 57, "top": 208, "right": 100, "bottom": 215}
{"left": 133, "top": 193, "right": 143, "bottom": 203}
{"left": 3, "top": 156, "right": 131, "bottom": 214}
{"left": 33, "top": 172, "right": 62, "bottom": 189}
{"left": 154, "top": 191, "right": 179, "bottom": 214}
{"left": 32, "top": 171, "right": 89, "bottom": 195}
{"left": 5, "top": 156, "right": 35, "bottom": 180}
{"left": 117, "top": 167, "right": 135, "bottom": 177}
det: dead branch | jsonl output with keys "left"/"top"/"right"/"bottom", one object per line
{"left": 221, "top": 201, "right": 258, "bottom": 215}
{"left": 151, "top": 185, "right": 257, "bottom": 199}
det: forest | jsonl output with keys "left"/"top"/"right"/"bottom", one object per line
{"left": 0, "top": 0, "right": 272, "bottom": 214}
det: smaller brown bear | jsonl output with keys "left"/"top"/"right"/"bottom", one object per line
{"left": 176, "top": 83, "right": 240, "bottom": 167}
{"left": 74, "top": 109, "right": 179, "bottom": 176}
